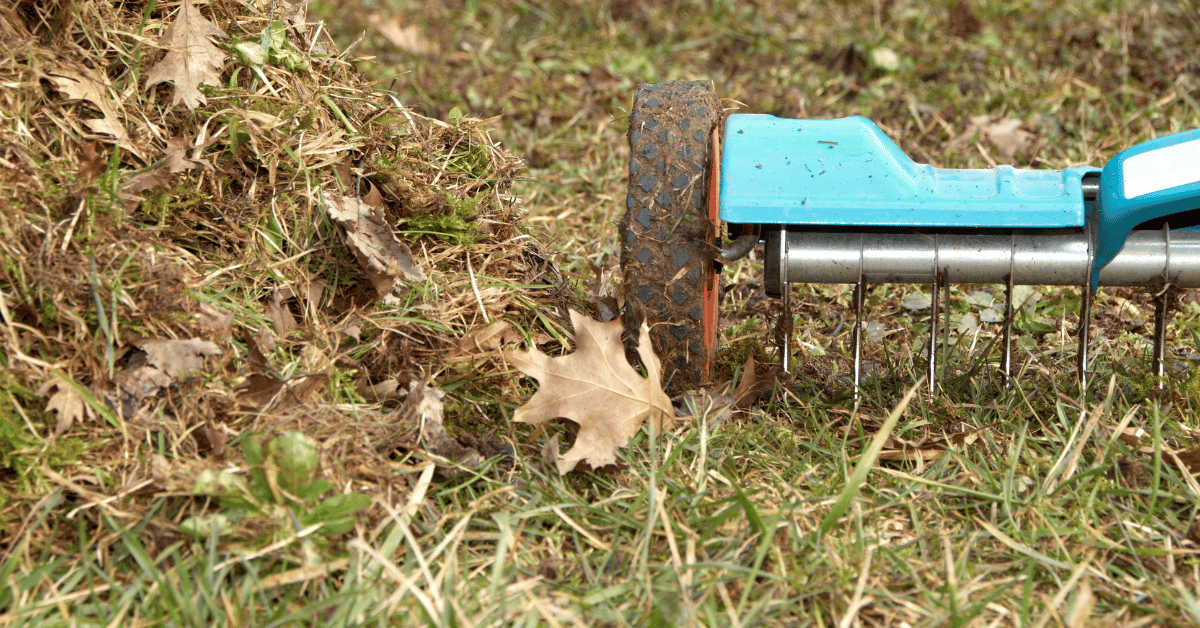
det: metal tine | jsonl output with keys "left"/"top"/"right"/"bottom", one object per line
{"left": 1152, "top": 223, "right": 1172, "bottom": 388}
{"left": 926, "top": 239, "right": 941, "bottom": 399}
{"left": 1078, "top": 277, "right": 1093, "bottom": 392}
{"left": 781, "top": 282, "right": 791, "bottom": 374}
{"left": 942, "top": 266, "right": 951, "bottom": 386}
{"left": 1153, "top": 288, "right": 1169, "bottom": 386}
{"left": 1001, "top": 234, "right": 1015, "bottom": 385}
{"left": 853, "top": 273, "right": 865, "bottom": 400}
{"left": 852, "top": 234, "right": 865, "bottom": 400}
{"left": 1075, "top": 216, "right": 1094, "bottom": 391}
{"left": 928, "top": 270, "right": 940, "bottom": 399}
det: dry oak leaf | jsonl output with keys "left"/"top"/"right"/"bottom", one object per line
{"left": 324, "top": 191, "right": 425, "bottom": 297}
{"left": 38, "top": 380, "right": 95, "bottom": 436}
{"left": 45, "top": 66, "right": 140, "bottom": 156}
{"left": 506, "top": 310, "right": 675, "bottom": 475}
{"left": 368, "top": 13, "right": 436, "bottom": 54}
{"left": 144, "top": 0, "right": 228, "bottom": 109}
{"left": 133, "top": 337, "right": 222, "bottom": 379}
{"left": 120, "top": 135, "right": 214, "bottom": 198}
{"left": 162, "top": 135, "right": 214, "bottom": 174}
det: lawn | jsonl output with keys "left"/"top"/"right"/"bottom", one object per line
{"left": 2, "top": 0, "right": 1200, "bottom": 625}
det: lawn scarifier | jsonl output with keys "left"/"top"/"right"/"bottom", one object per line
{"left": 621, "top": 80, "right": 1200, "bottom": 395}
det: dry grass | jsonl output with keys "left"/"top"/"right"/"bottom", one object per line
{"left": 0, "top": 0, "right": 567, "bottom": 581}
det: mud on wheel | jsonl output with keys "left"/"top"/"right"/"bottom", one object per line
{"left": 619, "top": 80, "right": 721, "bottom": 391}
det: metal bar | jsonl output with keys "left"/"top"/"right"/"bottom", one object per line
{"left": 780, "top": 230, "right": 1200, "bottom": 287}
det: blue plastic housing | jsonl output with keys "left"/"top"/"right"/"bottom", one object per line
{"left": 719, "top": 114, "right": 1098, "bottom": 228}
{"left": 1094, "top": 129, "right": 1200, "bottom": 288}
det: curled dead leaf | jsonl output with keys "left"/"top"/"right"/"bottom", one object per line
{"left": 121, "top": 135, "right": 215, "bottom": 199}
{"left": 505, "top": 310, "right": 675, "bottom": 474}
{"left": 324, "top": 191, "right": 425, "bottom": 298}
{"left": 1141, "top": 443, "right": 1200, "bottom": 474}
{"left": 866, "top": 425, "right": 985, "bottom": 463}
{"left": 388, "top": 381, "right": 483, "bottom": 474}
{"left": 356, "top": 376, "right": 404, "bottom": 402}
{"left": 111, "top": 338, "right": 220, "bottom": 418}
{"left": 162, "top": 135, "right": 214, "bottom": 174}
{"left": 45, "top": 66, "right": 140, "bottom": 156}
{"left": 732, "top": 355, "right": 775, "bottom": 410}
{"left": 673, "top": 390, "right": 734, "bottom": 431}
{"left": 449, "top": 319, "right": 521, "bottom": 362}
{"left": 1102, "top": 422, "right": 1146, "bottom": 448}
{"left": 951, "top": 115, "right": 1034, "bottom": 160}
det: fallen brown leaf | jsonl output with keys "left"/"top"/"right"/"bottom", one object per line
{"left": 1142, "top": 443, "right": 1200, "bottom": 474}
{"left": 120, "top": 136, "right": 215, "bottom": 198}
{"left": 389, "top": 381, "right": 483, "bottom": 473}
{"left": 194, "top": 302, "right": 234, "bottom": 340}
{"left": 732, "top": 355, "right": 774, "bottom": 410}
{"left": 133, "top": 338, "right": 222, "bottom": 379}
{"left": 449, "top": 319, "right": 521, "bottom": 361}
{"left": 45, "top": 66, "right": 139, "bottom": 155}
{"left": 112, "top": 338, "right": 221, "bottom": 418}
{"left": 870, "top": 426, "right": 983, "bottom": 462}
{"left": 673, "top": 389, "right": 734, "bottom": 431}
{"left": 265, "top": 287, "right": 299, "bottom": 337}
{"left": 162, "top": 135, "right": 214, "bottom": 174}
{"left": 974, "top": 116, "right": 1033, "bottom": 159}
{"left": 946, "top": 115, "right": 1037, "bottom": 162}
{"left": 356, "top": 376, "right": 404, "bottom": 402}
{"left": 144, "top": 0, "right": 228, "bottom": 109}
{"left": 119, "top": 169, "right": 171, "bottom": 198}
{"left": 368, "top": 13, "right": 436, "bottom": 54}
{"left": 38, "top": 380, "right": 94, "bottom": 435}
{"left": 1101, "top": 422, "right": 1146, "bottom": 448}
{"left": 506, "top": 310, "right": 675, "bottom": 474}
{"left": 324, "top": 191, "right": 424, "bottom": 298}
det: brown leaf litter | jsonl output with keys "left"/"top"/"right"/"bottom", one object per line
{"left": 144, "top": 0, "right": 229, "bottom": 109}
{"left": 385, "top": 380, "right": 483, "bottom": 475}
{"left": 44, "top": 65, "right": 140, "bottom": 156}
{"left": 507, "top": 310, "right": 675, "bottom": 474}
{"left": 324, "top": 190, "right": 425, "bottom": 297}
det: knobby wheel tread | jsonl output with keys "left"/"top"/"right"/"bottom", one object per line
{"left": 619, "top": 80, "right": 720, "bottom": 391}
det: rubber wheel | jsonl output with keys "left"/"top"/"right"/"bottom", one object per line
{"left": 619, "top": 80, "right": 721, "bottom": 392}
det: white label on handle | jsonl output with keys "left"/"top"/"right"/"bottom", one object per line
{"left": 1123, "top": 137, "right": 1200, "bottom": 199}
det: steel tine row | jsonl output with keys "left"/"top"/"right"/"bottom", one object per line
{"left": 780, "top": 227, "right": 1181, "bottom": 398}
